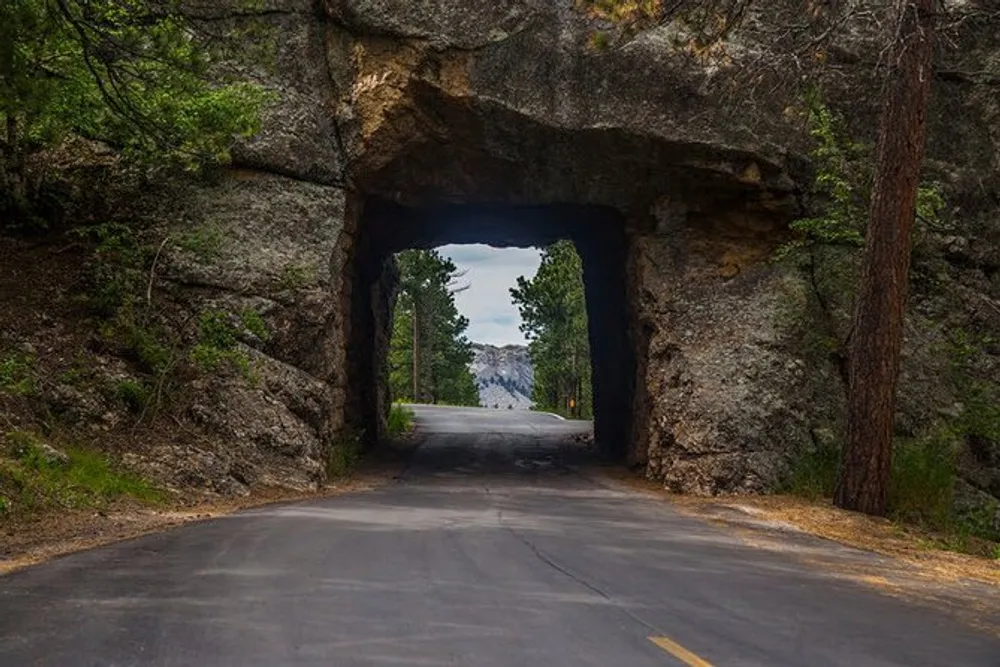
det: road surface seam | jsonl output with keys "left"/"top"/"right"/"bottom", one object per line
{"left": 487, "top": 485, "right": 673, "bottom": 636}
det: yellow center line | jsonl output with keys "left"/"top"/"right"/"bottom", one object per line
{"left": 649, "top": 636, "right": 714, "bottom": 667}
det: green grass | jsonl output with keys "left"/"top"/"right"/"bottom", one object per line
{"left": 0, "top": 352, "right": 35, "bottom": 396}
{"left": 785, "top": 439, "right": 840, "bottom": 500}
{"left": 888, "top": 433, "right": 956, "bottom": 530}
{"left": 326, "top": 428, "right": 364, "bottom": 479}
{"left": 0, "top": 431, "right": 165, "bottom": 518}
{"left": 386, "top": 403, "right": 415, "bottom": 438}
{"left": 785, "top": 432, "right": 999, "bottom": 556}
{"left": 115, "top": 379, "right": 152, "bottom": 414}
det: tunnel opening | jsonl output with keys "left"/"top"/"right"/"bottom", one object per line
{"left": 385, "top": 243, "right": 546, "bottom": 414}
{"left": 346, "top": 197, "right": 635, "bottom": 461}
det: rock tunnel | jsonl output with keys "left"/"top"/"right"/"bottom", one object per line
{"left": 328, "top": 39, "right": 809, "bottom": 483}
{"left": 331, "top": 69, "right": 808, "bottom": 484}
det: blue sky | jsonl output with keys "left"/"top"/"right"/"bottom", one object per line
{"left": 437, "top": 244, "right": 542, "bottom": 347}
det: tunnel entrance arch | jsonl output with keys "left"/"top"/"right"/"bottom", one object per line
{"left": 317, "top": 24, "right": 806, "bottom": 486}
{"left": 346, "top": 199, "right": 635, "bottom": 459}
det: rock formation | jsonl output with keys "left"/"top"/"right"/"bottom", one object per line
{"left": 471, "top": 344, "right": 533, "bottom": 410}
{"left": 64, "top": 0, "right": 996, "bottom": 518}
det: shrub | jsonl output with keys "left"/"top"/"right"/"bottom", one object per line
{"left": 191, "top": 309, "right": 254, "bottom": 378}
{"left": 888, "top": 433, "right": 956, "bottom": 529}
{"left": 0, "top": 352, "right": 35, "bottom": 396}
{"left": 74, "top": 222, "right": 148, "bottom": 317}
{"left": 115, "top": 380, "right": 151, "bottom": 414}
{"left": 240, "top": 308, "right": 270, "bottom": 341}
{"left": 785, "top": 430, "right": 962, "bottom": 534}
{"left": 120, "top": 318, "right": 173, "bottom": 374}
{"left": 386, "top": 403, "right": 415, "bottom": 438}
{"left": 176, "top": 226, "right": 224, "bottom": 260}
{"left": 785, "top": 438, "right": 839, "bottom": 500}
{"left": 327, "top": 429, "right": 363, "bottom": 479}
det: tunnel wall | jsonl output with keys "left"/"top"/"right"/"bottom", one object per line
{"left": 628, "top": 201, "right": 844, "bottom": 493}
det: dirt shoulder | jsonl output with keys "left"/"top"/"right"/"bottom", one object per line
{"left": 0, "top": 453, "right": 409, "bottom": 577}
{"left": 592, "top": 467, "right": 1000, "bottom": 635}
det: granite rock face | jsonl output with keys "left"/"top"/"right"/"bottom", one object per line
{"left": 471, "top": 344, "right": 533, "bottom": 411}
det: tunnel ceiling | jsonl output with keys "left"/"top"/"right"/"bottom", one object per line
{"left": 361, "top": 199, "right": 625, "bottom": 253}
{"left": 349, "top": 81, "right": 802, "bottom": 224}
{"left": 328, "top": 1, "right": 811, "bottom": 232}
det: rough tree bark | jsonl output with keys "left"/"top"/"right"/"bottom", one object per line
{"left": 835, "top": 0, "right": 939, "bottom": 516}
{"left": 2, "top": 114, "right": 27, "bottom": 214}
{"left": 412, "top": 296, "right": 420, "bottom": 403}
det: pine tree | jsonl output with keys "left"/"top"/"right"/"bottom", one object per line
{"left": 0, "top": 0, "right": 271, "bottom": 216}
{"left": 836, "top": 0, "right": 940, "bottom": 516}
{"left": 510, "top": 241, "right": 592, "bottom": 419}
{"left": 389, "top": 250, "right": 480, "bottom": 407}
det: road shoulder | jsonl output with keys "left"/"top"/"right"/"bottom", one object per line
{"left": 0, "top": 452, "right": 411, "bottom": 577}
{"left": 587, "top": 466, "right": 1000, "bottom": 636}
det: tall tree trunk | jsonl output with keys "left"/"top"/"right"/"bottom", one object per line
{"left": 2, "top": 114, "right": 27, "bottom": 214}
{"left": 412, "top": 297, "right": 420, "bottom": 403}
{"left": 835, "top": 0, "right": 938, "bottom": 516}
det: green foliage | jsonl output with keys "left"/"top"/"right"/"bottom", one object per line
{"left": 510, "top": 241, "right": 592, "bottom": 419}
{"left": 785, "top": 438, "right": 840, "bottom": 500}
{"left": 0, "top": 351, "right": 36, "bottom": 396}
{"left": 945, "top": 328, "right": 1000, "bottom": 445}
{"left": 889, "top": 433, "right": 957, "bottom": 529}
{"left": 177, "top": 226, "right": 225, "bottom": 261}
{"left": 953, "top": 496, "right": 1000, "bottom": 547}
{"left": 389, "top": 249, "right": 480, "bottom": 407}
{"left": 191, "top": 309, "right": 253, "bottom": 377}
{"left": 0, "top": 0, "right": 273, "bottom": 208}
{"left": 785, "top": 429, "right": 1000, "bottom": 554}
{"left": 782, "top": 93, "right": 947, "bottom": 256}
{"left": 0, "top": 430, "right": 164, "bottom": 518}
{"left": 59, "top": 354, "right": 98, "bottom": 387}
{"left": 326, "top": 429, "right": 363, "bottom": 479}
{"left": 276, "top": 264, "right": 316, "bottom": 291}
{"left": 75, "top": 222, "right": 149, "bottom": 316}
{"left": 78, "top": 220, "right": 263, "bottom": 398}
{"left": 196, "top": 310, "right": 239, "bottom": 351}
{"left": 115, "top": 379, "right": 151, "bottom": 414}
{"left": 782, "top": 92, "right": 868, "bottom": 255}
{"left": 120, "top": 321, "right": 172, "bottom": 375}
{"left": 76, "top": 222, "right": 176, "bottom": 378}
{"left": 386, "top": 403, "right": 415, "bottom": 438}
{"left": 777, "top": 94, "right": 948, "bottom": 371}
{"left": 240, "top": 308, "right": 270, "bottom": 342}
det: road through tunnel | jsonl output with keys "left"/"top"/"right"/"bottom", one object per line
{"left": 346, "top": 199, "right": 635, "bottom": 460}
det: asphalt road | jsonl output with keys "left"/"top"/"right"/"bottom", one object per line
{"left": 1, "top": 405, "right": 998, "bottom": 666}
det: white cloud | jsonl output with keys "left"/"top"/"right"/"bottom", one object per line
{"left": 438, "top": 244, "right": 542, "bottom": 346}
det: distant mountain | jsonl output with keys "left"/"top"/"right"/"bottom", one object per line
{"left": 470, "top": 343, "right": 533, "bottom": 410}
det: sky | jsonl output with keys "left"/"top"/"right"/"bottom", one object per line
{"left": 437, "top": 244, "right": 542, "bottom": 347}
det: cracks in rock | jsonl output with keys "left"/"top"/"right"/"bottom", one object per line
{"left": 229, "top": 161, "right": 351, "bottom": 190}
{"left": 673, "top": 450, "right": 743, "bottom": 460}
{"left": 323, "top": 12, "right": 540, "bottom": 55}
